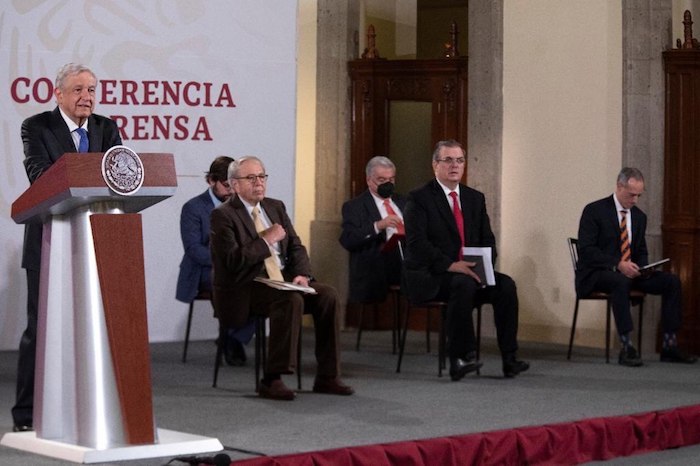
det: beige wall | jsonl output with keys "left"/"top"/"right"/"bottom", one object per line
{"left": 500, "top": 1, "right": 623, "bottom": 346}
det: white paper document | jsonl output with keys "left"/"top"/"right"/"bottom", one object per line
{"left": 462, "top": 247, "right": 496, "bottom": 286}
{"left": 639, "top": 258, "right": 670, "bottom": 271}
{"left": 254, "top": 277, "right": 317, "bottom": 294}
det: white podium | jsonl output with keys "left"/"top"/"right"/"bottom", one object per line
{"left": 2, "top": 153, "right": 222, "bottom": 463}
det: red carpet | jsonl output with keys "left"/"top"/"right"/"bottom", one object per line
{"left": 232, "top": 404, "right": 700, "bottom": 465}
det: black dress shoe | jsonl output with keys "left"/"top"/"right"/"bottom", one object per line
{"left": 660, "top": 347, "right": 698, "bottom": 364}
{"left": 449, "top": 357, "right": 482, "bottom": 381}
{"left": 12, "top": 425, "right": 33, "bottom": 432}
{"left": 618, "top": 345, "right": 643, "bottom": 367}
{"left": 224, "top": 339, "right": 247, "bottom": 366}
{"left": 502, "top": 358, "right": 530, "bottom": 378}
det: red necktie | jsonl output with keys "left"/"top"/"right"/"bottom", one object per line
{"left": 449, "top": 191, "right": 465, "bottom": 259}
{"left": 620, "top": 210, "right": 631, "bottom": 262}
{"left": 383, "top": 199, "right": 404, "bottom": 234}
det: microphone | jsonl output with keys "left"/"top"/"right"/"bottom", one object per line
{"left": 168, "top": 453, "right": 231, "bottom": 466}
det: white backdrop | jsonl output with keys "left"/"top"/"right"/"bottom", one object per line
{"left": 0, "top": 1, "right": 298, "bottom": 348}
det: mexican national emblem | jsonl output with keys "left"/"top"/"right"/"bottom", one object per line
{"left": 101, "top": 145, "right": 145, "bottom": 195}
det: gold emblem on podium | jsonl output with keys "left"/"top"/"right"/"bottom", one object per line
{"left": 101, "top": 145, "right": 145, "bottom": 195}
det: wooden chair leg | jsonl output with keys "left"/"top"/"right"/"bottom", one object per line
{"left": 182, "top": 301, "right": 195, "bottom": 363}
{"left": 297, "top": 324, "right": 302, "bottom": 390}
{"left": 396, "top": 305, "right": 412, "bottom": 373}
{"left": 255, "top": 318, "right": 264, "bottom": 392}
{"left": 392, "top": 290, "right": 401, "bottom": 355}
{"left": 426, "top": 307, "right": 432, "bottom": 353}
{"left": 637, "top": 300, "right": 644, "bottom": 358}
{"left": 355, "top": 304, "right": 365, "bottom": 351}
{"left": 567, "top": 299, "right": 581, "bottom": 360}
{"left": 605, "top": 301, "right": 612, "bottom": 363}
{"left": 212, "top": 325, "right": 226, "bottom": 388}
{"left": 438, "top": 309, "right": 445, "bottom": 377}
{"left": 475, "top": 305, "right": 482, "bottom": 375}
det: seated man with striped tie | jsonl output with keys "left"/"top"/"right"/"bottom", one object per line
{"left": 576, "top": 167, "right": 696, "bottom": 366}
{"left": 339, "top": 156, "right": 406, "bottom": 323}
{"left": 210, "top": 156, "right": 354, "bottom": 400}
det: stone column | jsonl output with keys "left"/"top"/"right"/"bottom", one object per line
{"left": 621, "top": 0, "right": 672, "bottom": 352}
{"left": 468, "top": 0, "right": 504, "bottom": 242}
{"left": 311, "top": 0, "right": 360, "bottom": 320}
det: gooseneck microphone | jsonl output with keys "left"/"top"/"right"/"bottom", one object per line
{"left": 167, "top": 452, "right": 231, "bottom": 466}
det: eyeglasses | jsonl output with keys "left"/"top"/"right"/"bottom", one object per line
{"left": 235, "top": 174, "right": 269, "bottom": 183}
{"left": 436, "top": 157, "right": 465, "bottom": 165}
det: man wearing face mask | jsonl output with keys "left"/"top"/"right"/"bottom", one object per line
{"left": 340, "top": 156, "right": 406, "bottom": 313}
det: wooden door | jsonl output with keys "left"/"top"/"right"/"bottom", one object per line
{"left": 348, "top": 58, "right": 468, "bottom": 198}
{"left": 662, "top": 48, "right": 700, "bottom": 354}
{"left": 346, "top": 57, "right": 468, "bottom": 333}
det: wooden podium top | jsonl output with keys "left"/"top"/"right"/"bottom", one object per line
{"left": 12, "top": 152, "right": 177, "bottom": 224}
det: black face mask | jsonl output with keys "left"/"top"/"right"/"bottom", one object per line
{"left": 377, "top": 182, "right": 395, "bottom": 199}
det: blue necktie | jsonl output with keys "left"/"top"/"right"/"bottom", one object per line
{"left": 75, "top": 128, "right": 89, "bottom": 153}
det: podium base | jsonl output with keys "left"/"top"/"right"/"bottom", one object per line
{"left": 0, "top": 427, "right": 223, "bottom": 464}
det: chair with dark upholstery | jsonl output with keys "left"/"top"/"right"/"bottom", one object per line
{"left": 181, "top": 289, "right": 212, "bottom": 363}
{"left": 567, "top": 237, "right": 645, "bottom": 362}
{"left": 212, "top": 317, "right": 302, "bottom": 392}
{"left": 355, "top": 285, "right": 403, "bottom": 354}
{"left": 396, "top": 300, "right": 483, "bottom": 377}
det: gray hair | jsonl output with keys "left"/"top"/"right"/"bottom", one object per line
{"left": 55, "top": 63, "right": 96, "bottom": 90}
{"left": 365, "top": 156, "right": 395, "bottom": 177}
{"left": 228, "top": 155, "right": 265, "bottom": 181}
{"left": 617, "top": 167, "right": 644, "bottom": 185}
{"left": 432, "top": 139, "right": 465, "bottom": 162}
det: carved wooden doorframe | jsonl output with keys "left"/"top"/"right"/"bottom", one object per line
{"left": 348, "top": 57, "right": 468, "bottom": 198}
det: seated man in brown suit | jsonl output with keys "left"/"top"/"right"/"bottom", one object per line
{"left": 210, "top": 156, "right": 353, "bottom": 400}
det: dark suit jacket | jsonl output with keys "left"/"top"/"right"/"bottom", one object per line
{"left": 576, "top": 195, "right": 649, "bottom": 297}
{"left": 339, "top": 190, "right": 406, "bottom": 303}
{"left": 210, "top": 195, "right": 312, "bottom": 328}
{"left": 176, "top": 190, "right": 215, "bottom": 303}
{"left": 403, "top": 179, "right": 497, "bottom": 304}
{"left": 21, "top": 107, "right": 122, "bottom": 270}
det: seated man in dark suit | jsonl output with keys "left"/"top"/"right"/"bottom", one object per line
{"left": 403, "top": 139, "right": 529, "bottom": 381}
{"left": 339, "top": 156, "right": 405, "bottom": 317}
{"left": 210, "top": 156, "right": 353, "bottom": 400}
{"left": 176, "top": 156, "right": 253, "bottom": 365}
{"left": 576, "top": 167, "right": 696, "bottom": 366}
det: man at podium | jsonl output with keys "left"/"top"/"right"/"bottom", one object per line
{"left": 12, "top": 63, "right": 122, "bottom": 432}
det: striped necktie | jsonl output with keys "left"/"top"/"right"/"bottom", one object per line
{"left": 252, "top": 206, "right": 284, "bottom": 281}
{"left": 620, "top": 210, "right": 631, "bottom": 262}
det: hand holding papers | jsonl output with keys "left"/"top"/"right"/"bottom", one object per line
{"left": 462, "top": 247, "right": 496, "bottom": 286}
{"left": 381, "top": 233, "right": 405, "bottom": 253}
{"left": 254, "top": 277, "right": 317, "bottom": 294}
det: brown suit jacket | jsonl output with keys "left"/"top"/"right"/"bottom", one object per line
{"left": 210, "top": 194, "right": 311, "bottom": 328}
